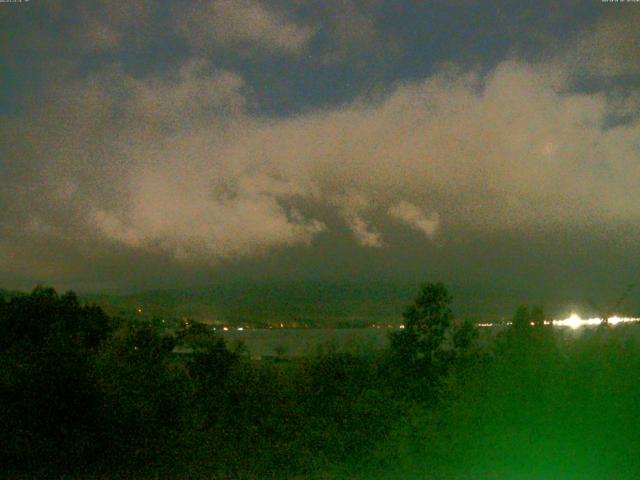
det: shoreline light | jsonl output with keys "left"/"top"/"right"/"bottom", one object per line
{"left": 552, "top": 313, "right": 640, "bottom": 329}
{"left": 474, "top": 314, "right": 640, "bottom": 330}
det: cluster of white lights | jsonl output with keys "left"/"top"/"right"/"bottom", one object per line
{"left": 552, "top": 313, "right": 640, "bottom": 329}
{"left": 476, "top": 314, "right": 640, "bottom": 330}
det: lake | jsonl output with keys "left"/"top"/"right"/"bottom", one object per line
{"left": 219, "top": 328, "right": 394, "bottom": 358}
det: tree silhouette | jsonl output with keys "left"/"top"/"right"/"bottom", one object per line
{"left": 512, "top": 305, "right": 531, "bottom": 334}
{"left": 0, "top": 287, "right": 114, "bottom": 471}
{"left": 390, "top": 282, "right": 455, "bottom": 383}
{"left": 530, "top": 305, "right": 545, "bottom": 327}
{"left": 453, "top": 319, "right": 479, "bottom": 351}
{"left": 0, "top": 286, "right": 112, "bottom": 352}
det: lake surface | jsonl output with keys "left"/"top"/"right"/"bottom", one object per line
{"left": 218, "top": 320, "right": 640, "bottom": 358}
{"left": 219, "top": 328, "right": 394, "bottom": 357}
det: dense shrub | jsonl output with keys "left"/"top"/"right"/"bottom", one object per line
{"left": 0, "top": 287, "right": 112, "bottom": 473}
{"left": 5, "top": 285, "right": 640, "bottom": 479}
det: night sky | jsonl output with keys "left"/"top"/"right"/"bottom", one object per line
{"left": 1, "top": 1, "right": 639, "bottom": 297}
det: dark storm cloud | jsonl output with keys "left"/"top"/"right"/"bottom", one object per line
{"left": 1, "top": 1, "right": 639, "bottom": 291}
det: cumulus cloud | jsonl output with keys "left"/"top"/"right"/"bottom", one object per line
{"left": 126, "top": 60, "right": 250, "bottom": 126}
{"left": 212, "top": 60, "right": 640, "bottom": 234}
{"left": 2, "top": 51, "right": 640, "bottom": 284}
{"left": 1, "top": 61, "right": 324, "bottom": 263}
{"left": 388, "top": 202, "right": 439, "bottom": 239}
{"left": 83, "top": 18, "right": 122, "bottom": 52}
{"left": 567, "top": 7, "right": 640, "bottom": 78}
{"left": 347, "top": 217, "right": 384, "bottom": 248}
{"left": 179, "top": 0, "right": 317, "bottom": 55}
{"left": 303, "top": 0, "right": 400, "bottom": 64}
{"left": 93, "top": 192, "right": 325, "bottom": 260}
{"left": 69, "top": 0, "right": 158, "bottom": 52}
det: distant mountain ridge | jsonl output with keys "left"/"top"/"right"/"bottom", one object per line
{"left": 78, "top": 281, "right": 555, "bottom": 326}
{"left": 6, "top": 281, "right": 636, "bottom": 327}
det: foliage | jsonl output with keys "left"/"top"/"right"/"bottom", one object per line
{"left": 512, "top": 304, "right": 531, "bottom": 334}
{"left": 0, "top": 286, "right": 111, "bottom": 351}
{"left": 0, "top": 287, "right": 113, "bottom": 472}
{"left": 388, "top": 282, "right": 470, "bottom": 396}
{"left": 5, "top": 283, "right": 640, "bottom": 479}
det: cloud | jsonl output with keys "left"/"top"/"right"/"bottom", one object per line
{"left": 347, "top": 217, "right": 384, "bottom": 248}
{"left": 297, "top": 0, "right": 401, "bottom": 65}
{"left": 217, "top": 59, "right": 640, "bottom": 233}
{"left": 93, "top": 190, "right": 326, "bottom": 261}
{"left": 388, "top": 202, "right": 439, "bottom": 239}
{"left": 61, "top": 0, "right": 158, "bottom": 53}
{"left": 118, "top": 58, "right": 640, "bottom": 251}
{"left": 126, "top": 60, "right": 250, "bottom": 127}
{"left": 2, "top": 52, "right": 640, "bottom": 285}
{"left": 567, "top": 7, "right": 640, "bottom": 78}
{"left": 12, "top": 61, "right": 323, "bottom": 262}
{"left": 83, "top": 18, "right": 122, "bottom": 52}
{"left": 179, "top": 0, "right": 317, "bottom": 55}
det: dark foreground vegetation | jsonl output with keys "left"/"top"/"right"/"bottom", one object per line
{"left": 2, "top": 285, "right": 640, "bottom": 479}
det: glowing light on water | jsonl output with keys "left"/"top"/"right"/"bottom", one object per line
{"left": 552, "top": 313, "right": 640, "bottom": 329}
{"left": 608, "top": 315, "right": 638, "bottom": 326}
{"left": 474, "top": 314, "right": 640, "bottom": 329}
